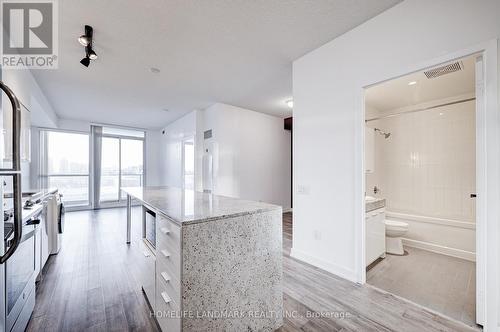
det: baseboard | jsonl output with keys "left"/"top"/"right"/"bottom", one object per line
{"left": 402, "top": 238, "right": 476, "bottom": 262}
{"left": 290, "top": 247, "right": 357, "bottom": 282}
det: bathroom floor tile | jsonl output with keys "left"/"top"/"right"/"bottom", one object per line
{"left": 366, "top": 247, "right": 476, "bottom": 328}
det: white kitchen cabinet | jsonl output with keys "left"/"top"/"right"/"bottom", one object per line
{"left": 34, "top": 226, "right": 41, "bottom": 278}
{"left": 365, "top": 127, "right": 374, "bottom": 173}
{"left": 2, "top": 99, "right": 31, "bottom": 162}
{"left": 40, "top": 209, "right": 49, "bottom": 269}
{"left": 139, "top": 239, "right": 156, "bottom": 311}
{"left": 365, "top": 207, "right": 386, "bottom": 266}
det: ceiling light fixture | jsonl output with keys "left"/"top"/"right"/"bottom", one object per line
{"left": 78, "top": 25, "right": 98, "bottom": 67}
{"left": 80, "top": 57, "right": 90, "bottom": 67}
{"left": 150, "top": 67, "right": 161, "bottom": 74}
{"left": 78, "top": 25, "right": 93, "bottom": 46}
{"left": 87, "top": 49, "right": 98, "bottom": 60}
{"left": 78, "top": 35, "right": 90, "bottom": 47}
{"left": 286, "top": 99, "right": 293, "bottom": 108}
{"left": 408, "top": 81, "right": 417, "bottom": 86}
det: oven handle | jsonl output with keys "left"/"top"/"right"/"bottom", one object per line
{"left": 0, "top": 81, "right": 23, "bottom": 264}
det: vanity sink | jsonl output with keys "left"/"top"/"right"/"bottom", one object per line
{"left": 366, "top": 196, "right": 386, "bottom": 212}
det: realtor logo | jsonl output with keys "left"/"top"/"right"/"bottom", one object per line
{"left": 1, "top": 0, "right": 58, "bottom": 68}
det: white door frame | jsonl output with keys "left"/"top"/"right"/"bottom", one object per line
{"left": 354, "top": 39, "right": 498, "bottom": 330}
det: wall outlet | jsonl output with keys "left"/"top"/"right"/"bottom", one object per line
{"left": 297, "top": 185, "right": 310, "bottom": 195}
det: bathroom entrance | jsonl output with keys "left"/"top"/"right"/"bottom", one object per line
{"left": 362, "top": 54, "right": 481, "bottom": 328}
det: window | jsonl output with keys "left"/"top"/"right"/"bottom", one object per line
{"left": 100, "top": 137, "right": 120, "bottom": 201}
{"left": 41, "top": 130, "right": 90, "bottom": 207}
{"left": 99, "top": 127, "right": 144, "bottom": 204}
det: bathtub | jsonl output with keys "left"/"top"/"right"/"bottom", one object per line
{"left": 385, "top": 211, "right": 476, "bottom": 261}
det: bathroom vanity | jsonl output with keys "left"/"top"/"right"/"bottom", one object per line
{"left": 365, "top": 197, "right": 386, "bottom": 266}
{"left": 122, "top": 186, "right": 283, "bottom": 332}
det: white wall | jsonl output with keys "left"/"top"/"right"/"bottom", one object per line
{"left": 293, "top": 0, "right": 499, "bottom": 327}
{"left": 1, "top": 67, "right": 58, "bottom": 191}
{"left": 159, "top": 111, "right": 198, "bottom": 188}
{"left": 159, "top": 104, "right": 291, "bottom": 209}
{"left": 200, "top": 103, "right": 291, "bottom": 209}
{"left": 145, "top": 130, "right": 163, "bottom": 186}
{"left": 2, "top": 69, "right": 58, "bottom": 128}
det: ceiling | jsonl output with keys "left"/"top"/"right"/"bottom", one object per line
{"left": 31, "top": 0, "right": 401, "bottom": 129}
{"left": 365, "top": 55, "right": 476, "bottom": 112}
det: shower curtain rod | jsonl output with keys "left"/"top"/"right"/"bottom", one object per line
{"left": 365, "top": 97, "right": 476, "bottom": 122}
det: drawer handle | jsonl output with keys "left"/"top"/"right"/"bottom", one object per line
{"left": 161, "top": 249, "right": 170, "bottom": 258}
{"left": 143, "top": 251, "right": 151, "bottom": 257}
{"left": 160, "top": 227, "right": 170, "bottom": 235}
{"left": 161, "top": 271, "right": 170, "bottom": 283}
{"left": 161, "top": 292, "right": 171, "bottom": 304}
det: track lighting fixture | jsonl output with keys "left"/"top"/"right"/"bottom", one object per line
{"left": 78, "top": 35, "right": 90, "bottom": 47}
{"left": 78, "top": 25, "right": 93, "bottom": 46}
{"left": 87, "top": 49, "right": 98, "bottom": 60}
{"left": 78, "top": 25, "right": 98, "bottom": 67}
{"left": 80, "top": 57, "right": 90, "bottom": 67}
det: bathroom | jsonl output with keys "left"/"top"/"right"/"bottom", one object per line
{"left": 364, "top": 55, "right": 478, "bottom": 328}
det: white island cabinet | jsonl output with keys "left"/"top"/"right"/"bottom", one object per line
{"left": 123, "top": 186, "right": 283, "bottom": 332}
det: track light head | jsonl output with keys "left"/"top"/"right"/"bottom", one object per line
{"left": 87, "top": 49, "right": 98, "bottom": 60}
{"left": 78, "top": 25, "right": 93, "bottom": 46}
{"left": 80, "top": 57, "right": 90, "bottom": 67}
{"left": 78, "top": 35, "right": 90, "bottom": 46}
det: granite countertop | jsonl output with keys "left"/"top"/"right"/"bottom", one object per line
{"left": 366, "top": 197, "right": 386, "bottom": 212}
{"left": 122, "top": 186, "right": 281, "bottom": 225}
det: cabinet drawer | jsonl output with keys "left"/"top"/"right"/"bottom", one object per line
{"left": 155, "top": 281, "right": 181, "bottom": 332}
{"left": 156, "top": 239, "right": 181, "bottom": 279}
{"left": 139, "top": 240, "right": 156, "bottom": 310}
{"left": 156, "top": 214, "right": 181, "bottom": 249}
{"left": 156, "top": 259, "right": 181, "bottom": 303}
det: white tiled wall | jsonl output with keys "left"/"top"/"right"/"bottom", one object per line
{"left": 367, "top": 98, "right": 476, "bottom": 223}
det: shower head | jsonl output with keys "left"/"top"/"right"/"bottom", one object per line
{"left": 374, "top": 128, "right": 391, "bottom": 139}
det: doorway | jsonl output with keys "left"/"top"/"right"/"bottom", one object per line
{"left": 182, "top": 137, "right": 195, "bottom": 190}
{"left": 362, "top": 54, "right": 483, "bottom": 328}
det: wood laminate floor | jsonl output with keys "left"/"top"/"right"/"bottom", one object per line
{"left": 367, "top": 246, "right": 476, "bottom": 327}
{"left": 26, "top": 209, "right": 480, "bottom": 332}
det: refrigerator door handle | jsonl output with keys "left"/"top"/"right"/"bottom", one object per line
{"left": 0, "top": 81, "right": 23, "bottom": 264}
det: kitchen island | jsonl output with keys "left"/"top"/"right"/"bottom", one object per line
{"left": 122, "top": 186, "right": 283, "bottom": 332}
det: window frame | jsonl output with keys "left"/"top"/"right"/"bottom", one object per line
{"left": 98, "top": 131, "right": 145, "bottom": 207}
{"left": 39, "top": 128, "right": 92, "bottom": 210}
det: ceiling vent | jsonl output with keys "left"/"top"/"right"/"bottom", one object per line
{"left": 424, "top": 61, "right": 463, "bottom": 79}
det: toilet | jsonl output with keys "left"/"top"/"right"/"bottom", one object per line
{"left": 385, "top": 219, "right": 409, "bottom": 255}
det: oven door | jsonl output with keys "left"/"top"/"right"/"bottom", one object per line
{"left": 5, "top": 223, "right": 36, "bottom": 331}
